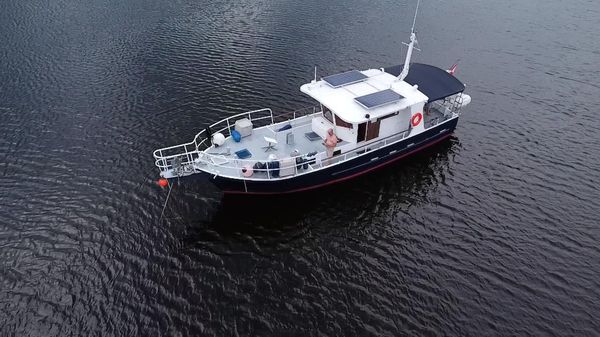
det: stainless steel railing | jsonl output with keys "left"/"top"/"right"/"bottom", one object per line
{"left": 153, "top": 104, "right": 459, "bottom": 180}
{"left": 153, "top": 107, "right": 322, "bottom": 177}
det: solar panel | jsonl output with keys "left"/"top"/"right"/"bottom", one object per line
{"left": 323, "top": 70, "right": 368, "bottom": 88}
{"left": 355, "top": 89, "right": 404, "bottom": 109}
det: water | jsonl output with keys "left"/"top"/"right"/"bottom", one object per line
{"left": 1, "top": 0, "right": 599, "bottom": 335}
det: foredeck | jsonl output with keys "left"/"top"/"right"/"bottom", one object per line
{"left": 200, "top": 115, "right": 349, "bottom": 179}
{"left": 153, "top": 107, "right": 344, "bottom": 180}
{"left": 205, "top": 117, "right": 328, "bottom": 162}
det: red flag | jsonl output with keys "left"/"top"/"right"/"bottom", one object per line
{"left": 447, "top": 63, "right": 458, "bottom": 76}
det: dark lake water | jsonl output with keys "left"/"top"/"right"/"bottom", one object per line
{"left": 2, "top": 0, "right": 600, "bottom": 335}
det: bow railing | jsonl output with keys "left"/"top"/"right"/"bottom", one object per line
{"left": 153, "top": 106, "right": 320, "bottom": 178}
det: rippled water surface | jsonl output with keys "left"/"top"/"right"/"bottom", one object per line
{"left": 2, "top": 0, "right": 600, "bottom": 335}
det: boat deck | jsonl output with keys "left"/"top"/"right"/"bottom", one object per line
{"left": 155, "top": 104, "right": 457, "bottom": 180}
{"left": 424, "top": 103, "right": 450, "bottom": 128}
{"left": 198, "top": 109, "right": 447, "bottom": 179}
{"left": 205, "top": 117, "right": 344, "bottom": 163}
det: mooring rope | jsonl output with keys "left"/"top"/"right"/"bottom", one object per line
{"left": 159, "top": 180, "right": 173, "bottom": 223}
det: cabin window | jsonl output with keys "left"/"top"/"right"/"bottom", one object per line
{"left": 334, "top": 114, "right": 353, "bottom": 128}
{"left": 322, "top": 105, "right": 334, "bottom": 124}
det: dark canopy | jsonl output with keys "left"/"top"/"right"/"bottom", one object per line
{"left": 385, "top": 63, "right": 465, "bottom": 102}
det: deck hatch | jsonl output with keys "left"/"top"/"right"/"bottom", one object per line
{"left": 323, "top": 70, "right": 368, "bottom": 88}
{"left": 354, "top": 89, "right": 404, "bottom": 109}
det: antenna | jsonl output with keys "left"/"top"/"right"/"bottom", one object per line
{"left": 398, "top": 0, "right": 421, "bottom": 81}
{"left": 411, "top": 0, "right": 420, "bottom": 34}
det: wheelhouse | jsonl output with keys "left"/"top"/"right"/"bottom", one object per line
{"left": 300, "top": 63, "right": 466, "bottom": 151}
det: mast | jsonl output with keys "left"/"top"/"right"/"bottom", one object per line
{"left": 398, "top": 0, "right": 420, "bottom": 81}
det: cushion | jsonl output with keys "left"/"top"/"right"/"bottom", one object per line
{"left": 305, "top": 131, "right": 321, "bottom": 141}
{"left": 277, "top": 124, "right": 292, "bottom": 132}
{"left": 231, "top": 130, "right": 241, "bottom": 142}
{"left": 235, "top": 149, "right": 252, "bottom": 159}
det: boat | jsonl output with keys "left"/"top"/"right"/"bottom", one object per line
{"left": 152, "top": 1, "right": 471, "bottom": 195}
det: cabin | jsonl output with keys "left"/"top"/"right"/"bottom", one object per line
{"left": 301, "top": 68, "right": 427, "bottom": 153}
{"left": 300, "top": 64, "right": 466, "bottom": 155}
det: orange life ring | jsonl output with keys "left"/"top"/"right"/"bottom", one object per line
{"left": 411, "top": 112, "right": 423, "bottom": 127}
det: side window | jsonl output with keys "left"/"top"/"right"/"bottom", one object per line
{"left": 322, "top": 105, "right": 334, "bottom": 123}
{"left": 334, "top": 114, "right": 353, "bottom": 128}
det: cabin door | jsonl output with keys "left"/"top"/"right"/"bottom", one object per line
{"left": 365, "top": 119, "right": 380, "bottom": 141}
{"left": 357, "top": 123, "right": 367, "bottom": 142}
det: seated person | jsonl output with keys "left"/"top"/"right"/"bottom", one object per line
{"left": 323, "top": 128, "right": 339, "bottom": 158}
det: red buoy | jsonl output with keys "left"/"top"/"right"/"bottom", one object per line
{"left": 158, "top": 178, "right": 168, "bottom": 188}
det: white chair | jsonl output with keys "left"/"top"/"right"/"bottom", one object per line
{"left": 262, "top": 136, "right": 278, "bottom": 152}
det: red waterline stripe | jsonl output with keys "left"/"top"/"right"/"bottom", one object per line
{"left": 223, "top": 133, "right": 452, "bottom": 195}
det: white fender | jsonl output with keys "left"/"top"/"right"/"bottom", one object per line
{"left": 460, "top": 94, "right": 472, "bottom": 107}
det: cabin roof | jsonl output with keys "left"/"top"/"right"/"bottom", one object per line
{"left": 385, "top": 63, "right": 465, "bottom": 102}
{"left": 300, "top": 68, "right": 428, "bottom": 124}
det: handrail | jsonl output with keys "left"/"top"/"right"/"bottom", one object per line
{"left": 153, "top": 108, "right": 273, "bottom": 158}
{"left": 153, "top": 106, "right": 321, "bottom": 174}
{"left": 191, "top": 126, "right": 414, "bottom": 180}
{"left": 192, "top": 114, "right": 457, "bottom": 181}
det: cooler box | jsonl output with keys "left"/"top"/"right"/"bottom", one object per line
{"left": 279, "top": 158, "right": 296, "bottom": 177}
{"left": 234, "top": 118, "right": 253, "bottom": 137}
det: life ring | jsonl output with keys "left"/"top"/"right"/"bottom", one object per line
{"left": 411, "top": 112, "right": 423, "bottom": 127}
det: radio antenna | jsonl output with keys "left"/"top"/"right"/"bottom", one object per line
{"left": 398, "top": 0, "right": 421, "bottom": 81}
{"left": 411, "top": 0, "right": 420, "bottom": 34}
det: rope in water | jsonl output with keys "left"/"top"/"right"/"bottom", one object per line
{"left": 159, "top": 180, "right": 173, "bottom": 223}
